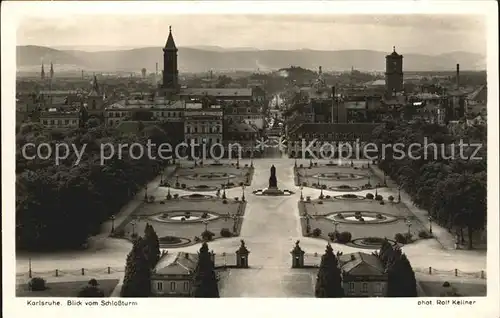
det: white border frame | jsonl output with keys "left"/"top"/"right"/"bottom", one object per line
{"left": 2, "top": 2, "right": 498, "bottom": 318}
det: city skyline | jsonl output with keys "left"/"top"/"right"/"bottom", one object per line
{"left": 17, "top": 14, "right": 486, "bottom": 55}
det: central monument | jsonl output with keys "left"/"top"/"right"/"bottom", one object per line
{"left": 253, "top": 164, "right": 294, "bottom": 196}
{"left": 269, "top": 165, "right": 278, "bottom": 188}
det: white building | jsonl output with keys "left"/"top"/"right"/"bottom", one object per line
{"left": 151, "top": 252, "right": 198, "bottom": 297}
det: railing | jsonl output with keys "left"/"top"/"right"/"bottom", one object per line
{"left": 16, "top": 266, "right": 125, "bottom": 282}
{"left": 17, "top": 254, "right": 239, "bottom": 282}
{"left": 413, "top": 267, "right": 486, "bottom": 279}
{"left": 301, "top": 253, "right": 486, "bottom": 279}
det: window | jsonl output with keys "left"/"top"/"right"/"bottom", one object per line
{"left": 170, "top": 282, "right": 176, "bottom": 291}
{"left": 184, "top": 282, "right": 189, "bottom": 291}
{"left": 348, "top": 282, "right": 355, "bottom": 293}
{"left": 362, "top": 283, "right": 368, "bottom": 293}
{"left": 375, "top": 283, "right": 382, "bottom": 293}
{"left": 157, "top": 282, "right": 163, "bottom": 291}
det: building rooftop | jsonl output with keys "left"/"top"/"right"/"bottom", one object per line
{"left": 179, "top": 88, "right": 252, "bottom": 97}
{"left": 115, "top": 121, "right": 162, "bottom": 134}
{"left": 226, "top": 121, "right": 258, "bottom": 133}
{"left": 344, "top": 100, "right": 367, "bottom": 109}
{"left": 39, "top": 90, "right": 81, "bottom": 95}
{"left": 40, "top": 110, "right": 80, "bottom": 117}
{"left": 339, "top": 252, "right": 386, "bottom": 276}
{"left": 289, "top": 123, "right": 379, "bottom": 135}
{"left": 154, "top": 252, "right": 198, "bottom": 276}
{"left": 105, "top": 99, "right": 185, "bottom": 110}
{"left": 366, "top": 79, "right": 386, "bottom": 87}
{"left": 467, "top": 85, "right": 487, "bottom": 102}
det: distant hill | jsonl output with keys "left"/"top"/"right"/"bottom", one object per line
{"left": 16, "top": 45, "right": 486, "bottom": 73}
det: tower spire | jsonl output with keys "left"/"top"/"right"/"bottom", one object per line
{"left": 165, "top": 25, "right": 177, "bottom": 50}
{"left": 50, "top": 62, "right": 54, "bottom": 79}
{"left": 41, "top": 63, "right": 45, "bottom": 80}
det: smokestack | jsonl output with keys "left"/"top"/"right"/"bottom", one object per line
{"left": 156, "top": 62, "right": 159, "bottom": 75}
{"left": 456, "top": 63, "right": 460, "bottom": 89}
{"left": 331, "top": 86, "right": 336, "bottom": 123}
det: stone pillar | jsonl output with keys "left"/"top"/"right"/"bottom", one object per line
{"left": 236, "top": 240, "right": 250, "bottom": 268}
{"left": 291, "top": 241, "right": 305, "bottom": 268}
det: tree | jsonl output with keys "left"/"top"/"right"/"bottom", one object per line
{"left": 120, "top": 237, "right": 152, "bottom": 297}
{"left": 372, "top": 120, "right": 486, "bottom": 249}
{"left": 86, "top": 118, "right": 101, "bottom": 128}
{"left": 144, "top": 223, "right": 161, "bottom": 269}
{"left": 315, "top": 244, "right": 344, "bottom": 297}
{"left": 376, "top": 242, "right": 417, "bottom": 297}
{"left": 192, "top": 242, "right": 219, "bottom": 298}
{"left": 78, "top": 278, "right": 105, "bottom": 297}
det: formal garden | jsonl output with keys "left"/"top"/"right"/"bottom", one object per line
{"left": 162, "top": 162, "right": 254, "bottom": 191}
{"left": 113, "top": 193, "right": 246, "bottom": 247}
{"left": 298, "top": 192, "right": 430, "bottom": 248}
{"left": 294, "top": 161, "right": 385, "bottom": 191}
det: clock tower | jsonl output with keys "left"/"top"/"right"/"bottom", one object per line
{"left": 162, "top": 26, "right": 179, "bottom": 91}
{"left": 385, "top": 46, "right": 404, "bottom": 95}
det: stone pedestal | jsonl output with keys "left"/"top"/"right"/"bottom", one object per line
{"left": 236, "top": 240, "right": 250, "bottom": 268}
{"left": 262, "top": 187, "right": 285, "bottom": 196}
{"left": 291, "top": 241, "right": 305, "bottom": 268}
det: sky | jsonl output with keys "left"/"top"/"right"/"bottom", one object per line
{"left": 17, "top": 14, "right": 486, "bottom": 54}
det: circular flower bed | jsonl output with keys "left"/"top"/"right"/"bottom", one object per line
{"left": 326, "top": 211, "right": 397, "bottom": 224}
{"left": 158, "top": 236, "right": 191, "bottom": 247}
{"left": 329, "top": 185, "right": 362, "bottom": 192}
{"left": 185, "top": 172, "right": 236, "bottom": 181}
{"left": 150, "top": 210, "right": 218, "bottom": 223}
{"left": 181, "top": 193, "right": 216, "bottom": 200}
{"left": 349, "top": 237, "right": 399, "bottom": 249}
{"left": 186, "top": 185, "right": 218, "bottom": 192}
{"left": 312, "top": 173, "right": 367, "bottom": 181}
{"left": 333, "top": 194, "right": 366, "bottom": 200}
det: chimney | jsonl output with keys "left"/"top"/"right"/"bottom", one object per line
{"left": 185, "top": 253, "right": 189, "bottom": 259}
{"left": 350, "top": 254, "right": 356, "bottom": 261}
{"left": 331, "top": 86, "right": 336, "bottom": 123}
{"left": 156, "top": 62, "right": 159, "bottom": 75}
{"left": 456, "top": 64, "right": 460, "bottom": 89}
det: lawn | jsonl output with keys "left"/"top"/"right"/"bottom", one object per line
{"left": 120, "top": 197, "right": 245, "bottom": 245}
{"left": 300, "top": 197, "right": 426, "bottom": 243}
{"left": 418, "top": 280, "right": 486, "bottom": 297}
{"left": 164, "top": 164, "right": 254, "bottom": 190}
{"left": 295, "top": 164, "right": 382, "bottom": 189}
{"left": 16, "top": 279, "right": 119, "bottom": 297}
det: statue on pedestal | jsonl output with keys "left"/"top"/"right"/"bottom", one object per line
{"left": 269, "top": 165, "right": 278, "bottom": 188}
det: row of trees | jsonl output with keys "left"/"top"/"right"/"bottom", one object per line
{"left": 16, "top": 123, "right": 170, "bottom": 250}
{"left": 314, "top": 241, "right": 417, "bottom": 298}
{"left": 121, "top": 224, "right": 219, "bottom": 297}
{"left": 372, "top": 120, "right": 487, "bottom": 249}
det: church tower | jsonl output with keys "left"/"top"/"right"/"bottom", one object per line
{"left": 162, "top": 26, "right": 179, "bottom": 90}
{"left": 50, "top": 62, "right": 54, "bottom": 79}
{"left": 385, "top": 47, "right": 403, "bottom": 95}
{"left": 41, "top": 63, "right": 45, "bottom": 80}
{"left": 385, "top": 46, "right": 404, "bottom": 95}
